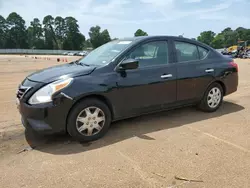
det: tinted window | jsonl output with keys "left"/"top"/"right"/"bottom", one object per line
{"left": 198, "top": 46, "right": 209, "bottom": 59}
{"left": 126, "top": 41, "right": 168, "bottom": 67}
{"left": 174, "top": 41, "right": 199, "bottom": 62}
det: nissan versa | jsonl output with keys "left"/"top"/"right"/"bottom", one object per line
{"left": 16, "top": 36, "right": 238, "bottom": 142}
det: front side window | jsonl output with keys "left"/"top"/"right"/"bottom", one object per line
{"left": 174, "top": 41, "right": 199, "bottom": 62}
{"left": 126, "top": 41, "right": 168, "bottom": 67}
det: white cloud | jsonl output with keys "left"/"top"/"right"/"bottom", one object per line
{"left": 0, "top": 0, "right": 248, "bottom": 38}
{"left": 139, "top": 0, "right": 239, "bottom": 23}
{"left": 199, "top": 13, "right": 250, "bottom": 26}
{"left": 140, "top": 0, "right": 174, "bottom": 7}
{"left": 0, "top": 0, "right": 239, "bottom": 25}
{"left": 185, "top": 0, "right": 202, "bottom": 3}
{"left": 84, "top": 0, "right": 131, "bottom": 16}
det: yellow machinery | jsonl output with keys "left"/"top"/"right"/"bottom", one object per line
{"left": 227, "top": 41, "right": 249, "bottom": 52}
{"left": 227, "top": 45, "right": 238, "bottom": 52}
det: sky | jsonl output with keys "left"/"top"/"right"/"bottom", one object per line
{"left": 0, "top": 0, "right": 249, "bottom": 39}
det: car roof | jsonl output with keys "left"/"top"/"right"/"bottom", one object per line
{"left": 118, "top": 36, "right": 213, "bottom": 50}
{"left": 119, "top": 35, "right": 189, "bottom": 41}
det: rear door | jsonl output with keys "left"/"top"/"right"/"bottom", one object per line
{"left": 174, "top": 40, "right": 215, "bottom": 102}
{"left": 114, "top": 40, "right": 177, "bottom": 118}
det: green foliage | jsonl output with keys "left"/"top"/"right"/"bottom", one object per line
{"left": 27, "top": 18, "right": 44, "bottom": 49}
{"left": 63, "top": 17, "right": 85, "bottom": 50}
{"left": 5, "top": 12, "right": 28, "bottom": 48}
{"left": 54, "top": 16, "right": 66, "bottom": 49}
{"left": 1, "top": 12, "right": 250, "bottom": 50}
{"left": 134, "top": 29, "right": 148, "bottom": 37}
{"left": 197, "top": 27, "right": 250, "bottom": 48}
{"left": 0, "top": 15, "right": 7, "bottom": 48}
{"left": 88, "top": 26, "right": 111, "bottom": 48}
{"left": 197, "top": 31, "right": 215, "bottom": 46}
{"left": 210, "top": 34, "right": 224, "bottom": 49}
{"left": 43, "top": 15, "right": 58, "bottom": 49}
{"left": 83, "top": 39, "right": 92, "bottom": 49}
{"left": 0, "top": 13, "right": 112, "bottom": 50}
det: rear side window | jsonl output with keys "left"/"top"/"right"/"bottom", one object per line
{"left": 198, "top": 46, "right": 209, "bottom": 59}
{"left": 174, "top": 41, "right": 199, "bottom": 62}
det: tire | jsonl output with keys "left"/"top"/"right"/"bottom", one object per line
{"left": 198, "top": 83, "right": 224, "bottom": 112}
{"left": 67, "top": 98, "right": 111, "bottom": 142}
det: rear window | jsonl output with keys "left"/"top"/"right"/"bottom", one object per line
{"left": 198, "top": 46, "right": 209, "bottom": 59}
{"left": 174, "top": 41, "right": 199, "bottom": 62}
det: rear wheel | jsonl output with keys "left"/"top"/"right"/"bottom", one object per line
{"left": 198, "top": 83, "right": 223, "bottom": 112}
{"left": 67, "top": 98, "right": 111, "bottom": 142}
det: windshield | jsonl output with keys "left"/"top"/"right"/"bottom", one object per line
{"left": 78, "top": 40, "right": 133, "bottom": 66}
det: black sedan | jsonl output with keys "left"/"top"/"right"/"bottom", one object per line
{"left": 16, "top": 36, "right": 238, "bottom": 142}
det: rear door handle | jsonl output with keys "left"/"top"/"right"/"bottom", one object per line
{"left": 205, "top": 69, "right": 214, "bottom": 73}
{"left": 161, "top": 74, "right": 172, "bottom": 79}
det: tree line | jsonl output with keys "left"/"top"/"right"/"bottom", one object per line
{"left": 0, "top": 12, "right": 150, "bottom": 50}
{"left": 0, "top": 12, "right": 249, "bottom": 50}
{"left": 0, "top": 12, "right": 114, "bottom": 50}
{"left": 197, "top": 27, "right": 250, "bottom": 49}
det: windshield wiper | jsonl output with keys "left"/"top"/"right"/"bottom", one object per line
{"left": 74, "top": 60, "right": 80, "bottom": 65}
{"left": 74, "top": 60, "right": 90, "bottom": 66}
{"left": 80, "top": 62, "right": 90, "bottom": 66}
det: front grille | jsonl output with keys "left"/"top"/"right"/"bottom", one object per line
{"left": 17, "top": 86, "right": 31, "bottom": 99}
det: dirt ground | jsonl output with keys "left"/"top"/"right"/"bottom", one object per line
{"left": 0, "top": 55, "right": 249, "bottom": 188}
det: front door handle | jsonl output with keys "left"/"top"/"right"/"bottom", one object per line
{"left": 205, "top": 69, "right": 214, "bottom": 73}
{"left": 161, "top": 74, "right": 172, "bottom": 79}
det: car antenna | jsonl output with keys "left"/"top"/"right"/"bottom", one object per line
{"left": 179, "top": 33, "right": 184, "bottom": 37}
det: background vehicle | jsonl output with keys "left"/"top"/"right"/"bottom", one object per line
{"left": 67, "top": 52, "right": 78, "bottom": 56}
{"left": 16, "top": 36, "right": 238, "bottom": 142}
{"left": 76, "top": 51, "right": 89, "bottom": 56}
{"left": 62, "top": 51, "right": 70, "bottom": 55}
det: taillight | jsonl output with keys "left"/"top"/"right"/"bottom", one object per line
{"left": 230, "top": 61, "right": 238, "bottom": 72}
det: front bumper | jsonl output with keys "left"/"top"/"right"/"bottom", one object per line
{"left": 18, "top": 98, "right": 73, "bottom": 134}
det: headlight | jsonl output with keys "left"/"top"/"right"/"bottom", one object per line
{"left": 28, "top": 78, "right": 73, "bottom": 104}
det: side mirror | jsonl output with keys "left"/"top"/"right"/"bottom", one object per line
{"left": 116, "top": 58, "right": 139, "bottom": 71}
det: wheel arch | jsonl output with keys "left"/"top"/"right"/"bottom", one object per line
{"left": 213, "top": 80, "right": 226, "bottom": 96}
{"left": 66, "top": 94, "right": 114, "bottom": 130}
{"left": 201, "top": 80, "right": 227, "bottom": 100}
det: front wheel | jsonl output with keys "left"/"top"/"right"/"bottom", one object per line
{"left": 67, "top": 98, "right": 111, "bottom": 142}
{"left": 198, "top": 83, "right": 224, "bottom": 112}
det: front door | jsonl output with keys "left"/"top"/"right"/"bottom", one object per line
{"left": 114, "top": 40, "right": 177, "bottom": 118}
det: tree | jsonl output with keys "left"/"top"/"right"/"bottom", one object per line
{"left": 89, "top": 26, "right": 111, "bottom": 48}
{"left": 2, "top": 12, "right": 250, "bottom": 50}
{"left": 235, "top": 27, "right": 250, "bottom": 45}
{"left": 43, "top": 15, "right": 58, "bottom": 49}
{"left": 0, "top": 15, "right": 7, "bottom": 48}
{"left": 211, "top": 34, "right": 224, "bottom": 49}
{"left": 235, "top": 27, "right": 247, "bottom": 41}
{"left": 197, "top": 31, "right": 215, "bottom": 46}
{"left": 54, "top": 16, "right": 66, "bottom": 49}
{"left": 101, "top": 29, "right": 111, "bottom": 44}
{"left": 134, "top": 29, "right": 148, "bottom": 37}
{"left": 63, "top": 17, "right": 85, "bottom": 50}
{"left": 27, "top": 18, "right": 44, "bottom": 49}
{"left": 5, "top": 12, "right": 28, "bottom": 48}
{"left": 83, "top": 39, "right": 92, "bottom": 49}
{"left": 220, "top": 27, "right": 237, "bottom": 47}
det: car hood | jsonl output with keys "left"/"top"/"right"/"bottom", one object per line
{"left": 27, "top": 62, "right": 96, "bottom": 83}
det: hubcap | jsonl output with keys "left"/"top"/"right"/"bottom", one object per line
{"left": 207, "top": 87, "right": 221, "bottom": 108}
{"left": 76, "top": 106, "right": 105, "bottom": 136}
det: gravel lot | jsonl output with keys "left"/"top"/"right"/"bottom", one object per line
{"left": 0, "top": 55, "right": 249, "bottom": 188}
